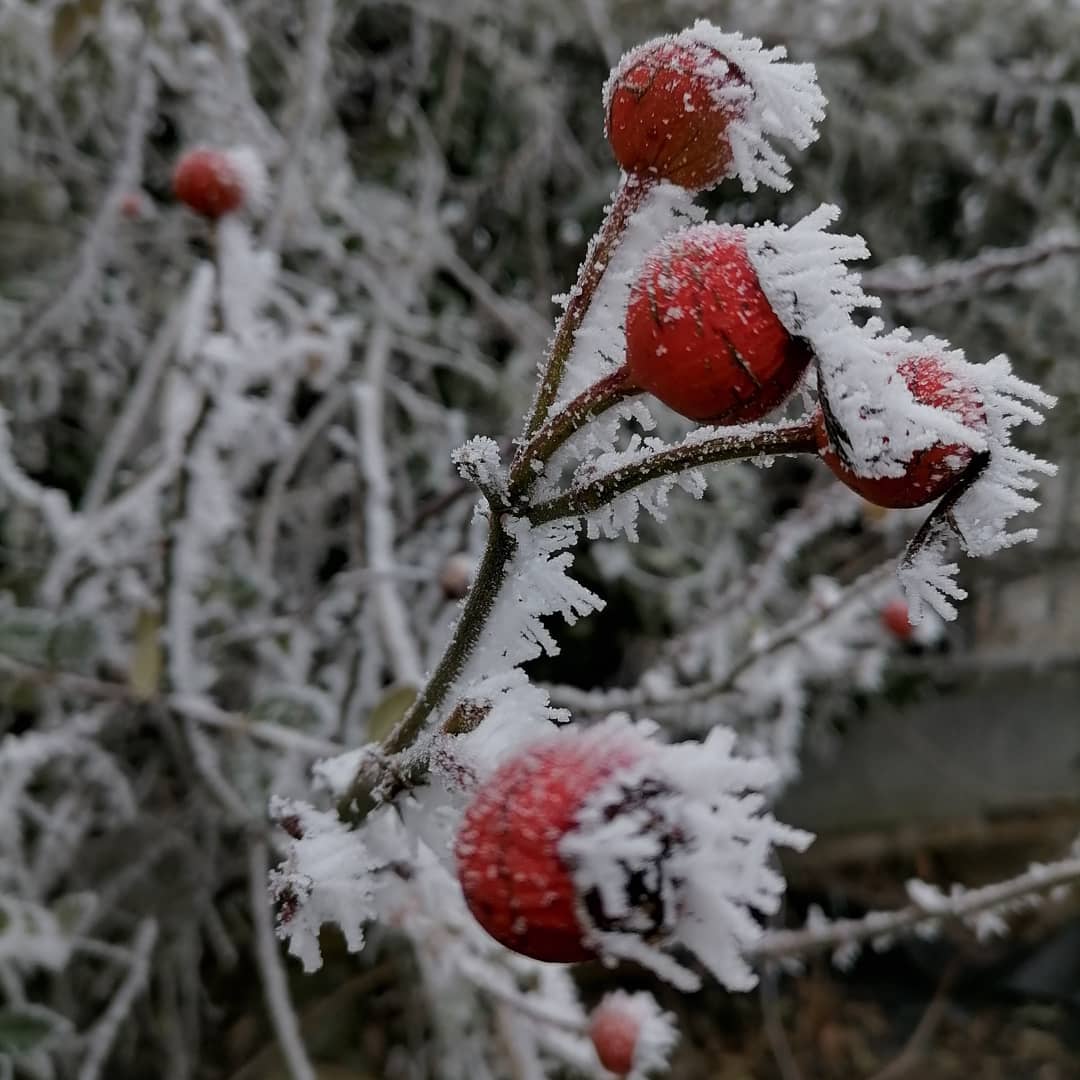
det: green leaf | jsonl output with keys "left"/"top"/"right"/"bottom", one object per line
{"left": 0, "top": 1007, "right": 69, "bottom": 1054}
{"left": 365, "top": 684, "right": 418, "bottom": 743}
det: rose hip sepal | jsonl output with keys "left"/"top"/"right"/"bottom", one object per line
{"left": 816, "top": 354, "right": 986, "bottom": 509}
{"left": 625, "top": 223, "right": 813, "bottom": 423}
{"left": 454, "top": 717, "right": 811, "bottom": 992}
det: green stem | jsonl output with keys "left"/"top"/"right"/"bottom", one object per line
{"left": 521, "top": 174, "right": 654, "bottom": 440}
{"left": 528, "top": 421, "right": 820, "bottom": 526}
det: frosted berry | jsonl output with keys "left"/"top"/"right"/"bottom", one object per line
{"left": 172, "top": 148, "right": 246, "bottom": 218}
{"left": 454, "top": 731, "right": 653, "bottom": 962}
{"left": 590, "top": 998, "right": 639, "bottom": 1075}
{"left": 625, "top": 224, "right": 813, "bottom": 423}
{"left": 815, "top": 355, "right": 986, "bottom": 509}
{"left": 589, "top": 991, "right": 677, "bottom": 1077}
{"left": 881, "top": 598, "right": 913, "bottom": 641}
{"left": 605, "top": 39, "right": 746, "bottom": 191}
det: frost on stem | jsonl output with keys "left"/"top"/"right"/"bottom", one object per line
{"left": 603, "top": 20, "right": 826, "bottom": 193}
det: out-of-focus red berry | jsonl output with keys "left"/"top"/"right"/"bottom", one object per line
{"left": 589, "top": 998, "right": 641, "bottom": 1075}
{"left": 172, "top": 148, "right": 246, "bottom": 219}
{"left": 815, "top": 355, "right": 986, "bottom": 508}
{"left": 625, "top": 224, "right": 812, "bottom": 423}
{"left": 605, "top": 41, "right": 746, "bottom": 191}
{"left": 880, "top": 598, "right": 913, "bottom": 641}
{"left": 454, "top": 734, "right": 642, "bottom": 962}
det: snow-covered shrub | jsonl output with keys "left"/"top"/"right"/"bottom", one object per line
{"left": 0, "top": 1, "right": 1076, "bottom": 1077}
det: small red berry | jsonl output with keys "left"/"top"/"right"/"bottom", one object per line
{"left": 625, "top": 224, "right": 813, "bottom": 423}
{"left": 119, "top": 191, "right": 147, "bottom": 219}
{"left": 172, "top": 148, "right": 246, "bottom": 218}
{"left": 590, "top": 1001, "right": 640, "bottom": 1075}
{"left": 605, "top": 40, "right": 746, "bottom": 191}
{"left": 815, "top": 355, "right": 985, "bottom": 509}
{"left": 454, "top": 733, "right": 645, "bottom": 962}
{"left": 880, "top": 599, "right": 913, "bottom": 642}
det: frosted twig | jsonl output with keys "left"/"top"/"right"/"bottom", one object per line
{"left": 751, "top": 855, "right": 1080, "bottom": 963}
{"left": 255, "top": 389, "right": 347, "bottom": 579}
{"left": 521, "top": 173, "right": 655, "bottom": 437}
{"left": 529, "top": 420, "right": 819, "bottom": 525}
{"left": 81, "top": 297, "right": 185, "bottom": 514}
{"left": 547, "top": 561, "right": 893, "bottom": 714}
{"left": 248, "top": 842, "right": 317, "bottom": 1080}
{"left": 354, "top": 323, "right": 424, "bottom": 685}
{"left": 263, "top": 0, "right": 335, "bottom": 254}
{"left": 864, "top": 228, "right": 1080, "bottom": 299}
{"left": 76, "top": 918, "right": 158, "bottom": 1080}
{"left": 0, "top": 57, "right": 157, "bottom": 367}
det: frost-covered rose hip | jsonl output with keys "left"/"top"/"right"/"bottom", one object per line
{"left": 815, "top": 355, "right": 986, "bottom": 508}
{"left": 454, "top": 718, "right": 810, "bottom": 990}
{"left": 605, "top": 38, "right": 746, "bottom": 191}
{"left": 454, "top": 730, "right": 645, "bottom": 962}
{"left": 625, "top": 224, "right": 813, "bottom": 423}
{"left": 589, "top": 991, "right": 677, "bottom": 1077}
{"left": 172, "top": 147, "right": 247, "bottom": 218}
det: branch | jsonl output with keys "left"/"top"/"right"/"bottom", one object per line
{"left": 751, "top": 855, "right": 1080, "bottom": 964}
{"left": 508, "top": 366, "right": 638, "bottom": 495}
{"left": 354, "top": 323, "right": 424, "bottom": 685}
{"left": 864, "top": 228, "right": 1080, "bottom": 300}
{"left": 248, "top": 842, "right": 317, "bottom": 1080}
{"left": 520, "top": 174, "right": 654, "bottom": 439}
{"left": 76, "top": 919, "right": 158, "bottom": 1080}
{"left": 528, "top": 421, "right": 819, "bottom": 526}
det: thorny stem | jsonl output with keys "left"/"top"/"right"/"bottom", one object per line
{"left": 519, "top": 173, "right": 654, "bottom": 441}
{"left": 528, "top": 421, "right": 820, "bottom": 526}
{"left": 338, "top": 512, "right": 516, "bottom": 821}
{"left": 339, "top": 177, "right": 655, "bottom": 818}
{"left": 508, "top": 366, "right": 639, "bottom": 496}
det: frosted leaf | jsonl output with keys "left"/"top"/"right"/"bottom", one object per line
{"left": 451, "top": 436, "right": 508, "bottom": 501}
{"left": 268, "top": 798, "right": 379, "bottom": 972}
{"left": 603, "top": 21, "right": 826, "bottom": 193}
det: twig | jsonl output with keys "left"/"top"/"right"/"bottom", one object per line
{"left": 248, "top": 842, "right": 317, "bottom": 1080}
{"left": 864, "top": 228, "right": 1080, "bottom": 299}
{"left": 76, "top": 919, "right": 158, "bottom": 1080}
{"left": 520, "top": 173, "right": 654, "bottom": 438}
{"left": 751, "top": 855, "right": 1080, "bottom": 963}
{"left": 528, "top": 420, "right": 819, "bottom": 526}
{"left": 263, "top": 0, "right": 335, "bottom": 254}
{"left": 354, "top": 322, "right": 424, "bottom": 685}
{"left": 759, "top": 963, "right": 803, "bottom": 1080}
{"left": 866, "top": 960, "right": 960, "bottom": 1080}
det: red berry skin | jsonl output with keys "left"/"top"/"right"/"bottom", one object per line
{"left": 172, "top": 149, "right": 245, "bottom": 219}
{"left": 815, "top": 355, "right": 985, "bottom": 509}
{"left": 606, "top": 43, "right": 745, "bottom": 191}
{"left": 881, "top": 599, "right": 913, "bottom": 641}
{"left": 625, "top": 226, "right": 813, "bottom": 423}
{"left": 590, "top": 1004, "right": 639, "bottom": 1076}
{"left": 455, "top": 737, "right": 642, "bottom": 963}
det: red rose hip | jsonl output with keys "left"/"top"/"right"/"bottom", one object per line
{"left": 605, "top": 39, "right": 747, "bottom": 191}
{"left": 625, "top": 224, "right": 813, "bottom": 423}
{"left": 880, "top": 598, "right": 913, "bottom": 641}
{"left": 815, "top": 355, "right": 986, "bottom": 509}
{"left": 454, "top": 733, "right": 643, "bottom": 962}
{"left": 172, "top": 147, "right": 246, "bottom": 219}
